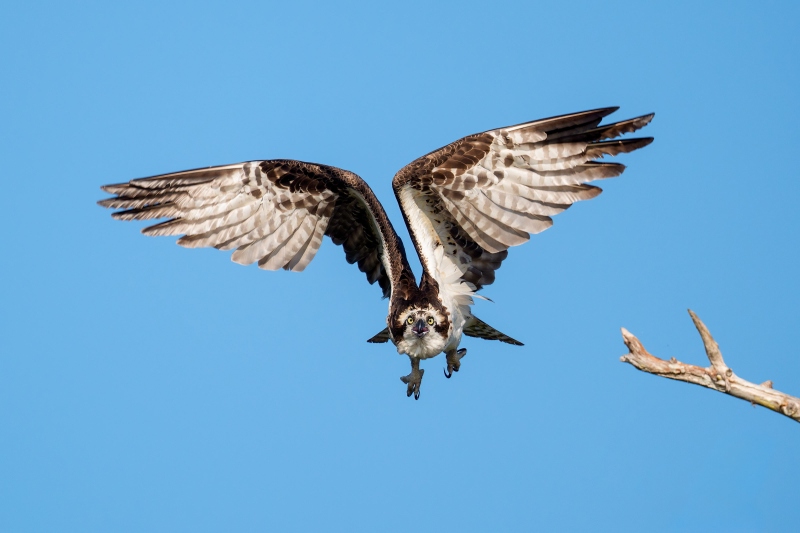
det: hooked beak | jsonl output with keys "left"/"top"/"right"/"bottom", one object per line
{"left": 412, "top": 319, "right": 429, "bottom": 338}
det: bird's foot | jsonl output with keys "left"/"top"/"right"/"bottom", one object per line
{"left": 443, "top": 348, "right": 467, "bottom": 379}
{"left": 400, "top": 364, "right": 424, "bottom": 400}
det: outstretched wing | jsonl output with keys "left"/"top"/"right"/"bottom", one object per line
{"left": 392, "top": 107, "right": 653, "bottom": 299}
{"left": 99, "top": 160, "right": 415, "bottom": 298}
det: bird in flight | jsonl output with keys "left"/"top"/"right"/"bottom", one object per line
{"left": 99, "top": 107, "right": 653, "bottom": 399}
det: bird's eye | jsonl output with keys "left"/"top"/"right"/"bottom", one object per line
{"left": 407, "top": 316, "right": 414, "bottom": 325}
{"left": 427, "top": 317, "right": 435, "bottom": 325}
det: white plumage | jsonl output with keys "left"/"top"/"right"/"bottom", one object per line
{"left": 100, "top": 107, "right": 653, "bottom": 399}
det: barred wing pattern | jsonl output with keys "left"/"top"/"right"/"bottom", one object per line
{"left": 99, "top": 160, "right": 414, "bottom": 298}
{"left": 392, "top": 107, "right": 653, "bottom": 300}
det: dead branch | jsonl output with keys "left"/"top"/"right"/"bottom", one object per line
{"left": 620, "top": 310, "right": 800, "bottom": 423}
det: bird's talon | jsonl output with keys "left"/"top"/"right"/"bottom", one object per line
{"left": 444, "top": 348, "right": 466, "bottom": 379}
{"left": 401, "top": 363, "right": 423, "bottom": 399}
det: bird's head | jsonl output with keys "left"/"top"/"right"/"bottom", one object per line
{"left": 390, "top": 302, "right": 450, "bottom": 358}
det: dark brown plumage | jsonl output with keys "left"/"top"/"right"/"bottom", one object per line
{"left": 99, "top": 107, "right": 653, "bottom": 399}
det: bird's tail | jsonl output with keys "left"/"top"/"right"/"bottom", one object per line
{"left": 463, "top": 316, "right": 523, "bottom": 345}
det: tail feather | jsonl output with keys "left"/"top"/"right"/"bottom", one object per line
{"left": 367, "top": 328, "right": 391, "bottom": 343}
{"left": 463, "top": 316, "right": 523, "bottom": 346}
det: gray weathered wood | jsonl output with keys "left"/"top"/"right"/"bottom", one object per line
{"left": 620, "top": 310, "right": 800, "bottom": 423}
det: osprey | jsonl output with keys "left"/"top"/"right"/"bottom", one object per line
{"left": 99, "top": 107, "right": 653, "bottom": 399}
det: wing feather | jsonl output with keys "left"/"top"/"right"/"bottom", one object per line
{"left": 286, "top": 215, "right": 328, "bottom": 272}
{"left": 100, "top": 160, "right": 415, "bottom": 297}
{"left": 484, "top": 187, "right": 566, "bottom": 218}
{"left": 258, "top": 212, "right": 314, "bottom": 270}
{"left": 177, "top": 208, "right": 266, "bottom": 249}
{"left": 476, "top": 190, "right": 556, "bottom": 233}
{"left": 232, "top": 209, "right": 304, "bottom": 266}
{"left": 437, "top": 191, "right": 511, "bottom": 253}
{"left": 393, "top": 107, "right": 653, "bottom": 305}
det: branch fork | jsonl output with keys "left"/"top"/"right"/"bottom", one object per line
{"left": 620, "top": 310, "right": 800, "bottom": 423}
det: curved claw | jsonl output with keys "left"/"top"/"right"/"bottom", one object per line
{"left": 402, "top": 377, "right": 420, "bottom": 398}
{"left": 401, "top": 364, "right": 423, "bottom": 399}
{"left": 444, "top": 348, "right": 466, "bottom": 380}
{"left": 406, "top": 381, "right": 420, "bottom": 399}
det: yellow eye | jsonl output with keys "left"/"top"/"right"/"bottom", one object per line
{"left": 427, "top": 317, "right": 435, "bottom": 325}
{"left": 407, "top": 316, "right": 414, "bottom": 325}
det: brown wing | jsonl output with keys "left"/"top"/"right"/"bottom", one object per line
{"left": 99, "top": 160, "right": 415, "bottom": 298}
{"left": 392, "top": 107, "right": 653, "bottom": 296}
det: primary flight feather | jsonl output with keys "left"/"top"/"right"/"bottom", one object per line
{"left": 99, "top": 107, "right": 653, "bottom": 399}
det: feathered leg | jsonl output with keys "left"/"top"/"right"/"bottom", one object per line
{"left": 443, "top": 348, "right": 467, "bottom": 378}
{"left": 400, "top": 357, "right": 424, "bottom": 400}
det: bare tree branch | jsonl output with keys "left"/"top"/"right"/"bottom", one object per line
{"left": 620, "top": 310, "right": 800, "bottom": 423}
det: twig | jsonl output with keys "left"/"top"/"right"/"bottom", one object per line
{"left": 620, "top": 310, "right": 800, "bottom": 423}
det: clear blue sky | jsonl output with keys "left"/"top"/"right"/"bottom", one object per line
{"left": 2, "top": 1, "right": 799, "bottom": 531}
